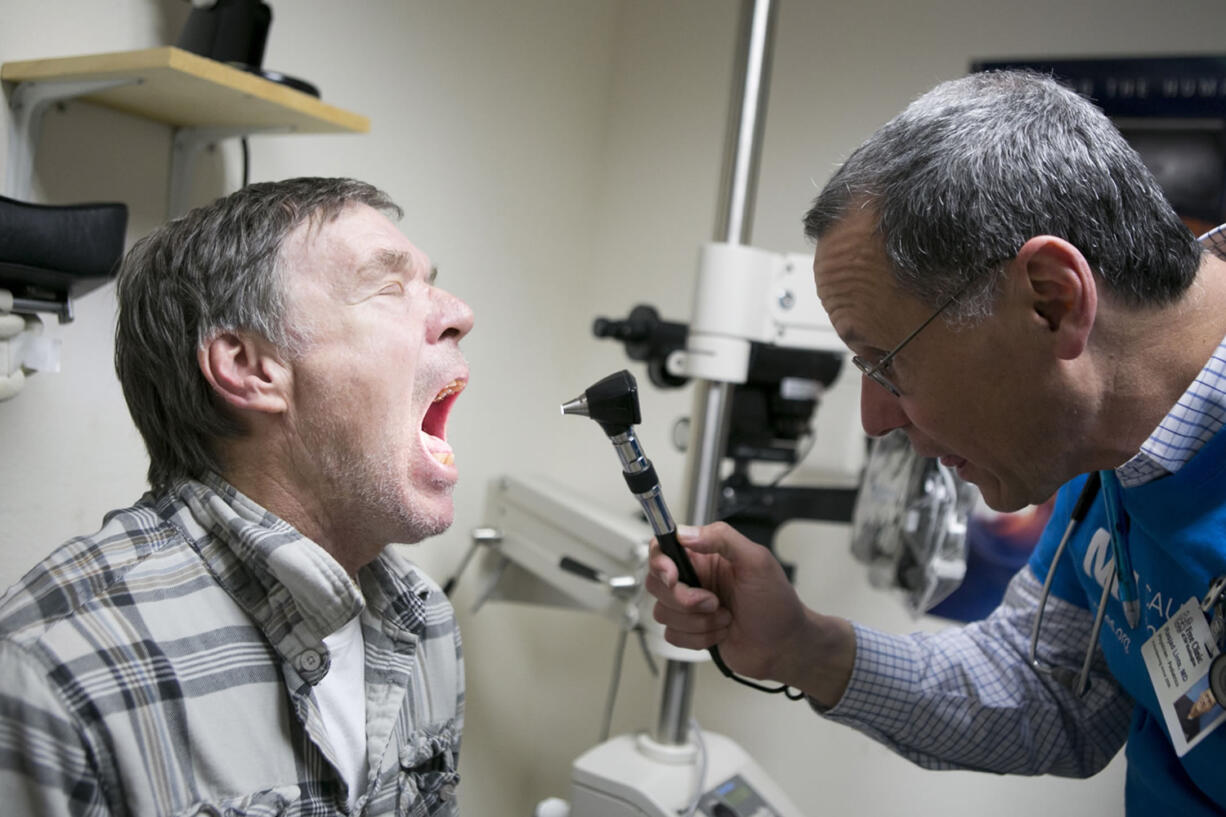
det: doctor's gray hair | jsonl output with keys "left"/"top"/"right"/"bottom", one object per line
{"left": 114, "top": 177, "right": 401, "bottom": 492}
{"left": 803, "top": 70, "right": 1202, "bottom": 320}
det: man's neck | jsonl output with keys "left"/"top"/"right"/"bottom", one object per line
{"left": 1089, "top": 253, "right": 1226, "bottom": 469}
{"left": 219, "top": 456, "right": 370, "bottom": 580}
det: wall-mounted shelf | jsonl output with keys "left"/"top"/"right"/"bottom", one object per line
{"left": 2, "top": 46, "right": 369, "bottom": 214}
{"left": 0, "top": 46, "right": 369, "bottom": 326}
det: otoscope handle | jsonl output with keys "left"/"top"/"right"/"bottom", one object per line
{"left": 656, "top": 528, "right": 736, "bottom": 678}
{"left": 657, "top": 530, "right": 702, "bottom": 590}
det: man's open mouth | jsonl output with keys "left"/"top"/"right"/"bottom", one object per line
{"left": 422, "top": 379, "right": 465, "bottom": 466}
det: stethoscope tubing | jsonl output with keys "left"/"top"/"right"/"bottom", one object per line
{"left": 1029, "top": 471, "right": 1103, "bottom": 696}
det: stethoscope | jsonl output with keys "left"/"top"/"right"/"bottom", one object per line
{"left": 1028, "top": 470, "right": 1226, "bottom": 708}
{"left": 1028, "top": 471, "right": 1106, "bottom": 697}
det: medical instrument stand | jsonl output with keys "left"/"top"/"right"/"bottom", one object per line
{"left": 554, "top": 2, "right": 810, "bottom": 814}
{"left": 471, "top": 1, "right": 843, "bottom": 813}
{"left": 663, "top": 0, "right": 774, "bottom": 748}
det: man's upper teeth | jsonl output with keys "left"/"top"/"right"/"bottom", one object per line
{"left": 434, "top": 380, "right": 463, "bottom": 402}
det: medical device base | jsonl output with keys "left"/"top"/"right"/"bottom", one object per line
{"left": 551, "top": 730, "right": 802, "bottom": 817}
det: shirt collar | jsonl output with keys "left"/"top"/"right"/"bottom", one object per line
{"left": 166, "top": 474, "right": 365, "bottom": 683}
{"left": 1116, "top": 224, "right": 1226, "bottom": 487}
{"left": 1201, "top": 223, "right": 1226, "bottom": 262}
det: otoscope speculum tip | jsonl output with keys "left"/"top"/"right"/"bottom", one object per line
{"left": 562, "top": 370, "right": 641, "bottom": 436}
{"left": 560, "top": 395, "right": 589, "bottom": 417}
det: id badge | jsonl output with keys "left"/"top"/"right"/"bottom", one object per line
{"left": 1142, "top": 597, "right": 1225, "bottom": 756}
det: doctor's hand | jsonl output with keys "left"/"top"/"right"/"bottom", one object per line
{"left": 644, "top": 522, "right": 857, "bottom": 707}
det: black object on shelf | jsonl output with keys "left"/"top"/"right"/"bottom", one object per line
{"left": 176, "top": 0, "right": 320, "bottom": 98}
{"left": 241, "top": 67, "right": 319, "bottom": 99}
{"left": 177, "top": 0, "right": 272, "bottom": 71}
{"left": 0, "top": 195, "right": 128, "bottom": 322}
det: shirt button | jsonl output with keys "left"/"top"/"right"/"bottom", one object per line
{"left": 298, "top": 649, "right": 322, "bottom": 672}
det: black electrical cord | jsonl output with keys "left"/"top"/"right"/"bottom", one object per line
{"left": 240, "top": 138, "right": 250, "bottom": 187}
{"left": 726, "top": 669, "right": 806, "bottom": 699}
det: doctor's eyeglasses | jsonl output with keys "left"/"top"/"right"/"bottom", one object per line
{"left": 853, "top": 277, "right": 977, "bottom": 398}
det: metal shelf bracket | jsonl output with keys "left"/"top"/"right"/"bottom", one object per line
{"left": 3, "top": 77, "right": 139, "bottom": 200}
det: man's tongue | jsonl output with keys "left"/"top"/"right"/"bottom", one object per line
{"left": 421, "top": 431, "right": 454, "bottom": 465}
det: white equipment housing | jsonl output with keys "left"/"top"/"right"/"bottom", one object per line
{"left": 669, "top": 243, "right": 846, "bottom": 386}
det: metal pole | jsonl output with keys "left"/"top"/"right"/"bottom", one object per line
{"left": 655, "top": 0, "right": 777, "bottom": 746}
{"left": 654, "top": 661, "right": 697, "bottom": 745}
{"left": 715, "top": 0, "right": 776, "bottom": 247}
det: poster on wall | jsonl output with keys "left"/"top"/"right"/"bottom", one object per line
{"left": 971, "top": 55, "right": 1226, "bottom": 234}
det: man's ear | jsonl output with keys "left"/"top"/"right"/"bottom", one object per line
{"left": 198, "top": 331, "right": 290, "bottom": 415}
{"left": 1012, "top": 235, "right": 1097, "bottom": 360}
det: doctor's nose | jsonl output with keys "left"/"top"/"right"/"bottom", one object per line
{"left": 860, "top": 376, "right": 909, "bottom": 438}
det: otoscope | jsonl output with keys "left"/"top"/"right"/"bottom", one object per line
{"left": 562, "top": 370, "right": 801, "bottom": 697}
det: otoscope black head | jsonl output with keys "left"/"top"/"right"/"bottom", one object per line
{"left": 560, "top": 369, "right": 641, "bottom": 436}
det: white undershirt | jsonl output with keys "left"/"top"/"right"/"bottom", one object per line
{"left": 316, "top": 613, "right": 370, "bottom": 810}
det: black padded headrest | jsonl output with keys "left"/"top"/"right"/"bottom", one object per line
{"left": 0, "top": 195, "right": 128, "bottom": 300}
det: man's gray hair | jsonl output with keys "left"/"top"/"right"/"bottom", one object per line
{"left": 114, "top": 177, "right": 402, "bottom": 493}
{"left": 803, "top": 70, "right": 1203, "bottom": 319}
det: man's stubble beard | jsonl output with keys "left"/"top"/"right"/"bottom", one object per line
{"left": 305, "top": 414, "right": 454, "bottom": 548}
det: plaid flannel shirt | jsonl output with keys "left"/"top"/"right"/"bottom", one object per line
{"left": 0, "top": 474, "right": 464, "bottom": 816}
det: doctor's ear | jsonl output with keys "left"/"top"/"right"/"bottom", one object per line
{"left": 1013, "top": 236, "right": 1097, "bottom": 360}
{"left": 198, "top": 331, "right": 290, "bottom": 414}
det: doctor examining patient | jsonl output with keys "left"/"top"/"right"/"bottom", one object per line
{"left": 3, "top": 68, "right": 1226, "bottom": 816}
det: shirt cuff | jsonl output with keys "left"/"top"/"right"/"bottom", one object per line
{"left": 812, "top": 622, "right": 923, "bottom": 733}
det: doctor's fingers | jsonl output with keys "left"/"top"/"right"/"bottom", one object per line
{"left": 652, "top": 600, "right": 732, "bottom": 645}
{"left": 644, "top": 560, "right": 721, "bottom": 613}
{"left": 646, "top": 543, "right": 680, "bottom": 587}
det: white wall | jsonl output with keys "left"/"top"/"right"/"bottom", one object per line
{"left": 2, "top": 1, "right": 1222, "bottom": 815}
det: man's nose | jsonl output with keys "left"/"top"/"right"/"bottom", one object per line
{"left": 430, "top": 287, "right": 475, "bottom": 343}
{"left": 859, "top": 376, "right": 909, "bottom": 437}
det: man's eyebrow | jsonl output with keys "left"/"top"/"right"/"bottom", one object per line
{"left": 355, "top": 248, "right": 414, "bottom": 281}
